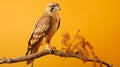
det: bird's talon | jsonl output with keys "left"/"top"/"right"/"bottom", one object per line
{"left": 48, "top": 48, "right": 53, "bottom": 53}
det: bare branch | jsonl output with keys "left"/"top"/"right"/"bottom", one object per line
{"left": 0, "top": 48, "right": 112, "bottom": 67}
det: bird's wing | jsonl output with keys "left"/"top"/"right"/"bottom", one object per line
{"left": 26, "top": 15, "right": 52, "bottom": 55}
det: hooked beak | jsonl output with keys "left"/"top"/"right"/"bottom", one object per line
{"left": 56, "top": 6, "right": 61, "bottom": 11}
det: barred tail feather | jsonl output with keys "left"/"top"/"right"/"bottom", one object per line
{"left": 27, "top": 60, "right": 33, "bottom": 65}
{"left": 26, "top": 43, "right": 40, "bottom": 65}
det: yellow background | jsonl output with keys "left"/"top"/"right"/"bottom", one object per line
{"left": 0, "top": 0, "right": 120, "bottom": 67}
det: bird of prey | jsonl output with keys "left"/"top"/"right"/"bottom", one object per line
{"left": 26, "top": 2, "right": 61, "bottom": 64}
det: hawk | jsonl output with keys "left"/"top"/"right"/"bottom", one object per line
{"left": 26, "top": 2, "right": 61, "bottom": 64}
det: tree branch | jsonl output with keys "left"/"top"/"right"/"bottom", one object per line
{"left": 0, "top": 48, "right": 112, "bottom": 67}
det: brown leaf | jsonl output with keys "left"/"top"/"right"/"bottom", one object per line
{"left": 61, "top": 30, "right": 103, "bottom": 67}
{"left": 85, "top": 41, "right": 93, "bottom": 50}
{"left": 62, "top": 31, "right": 70, "bottom": 40}
{"left": 83, "top": 48, "right": 89, "bottom": 58}
{"left": 61, "top": 31, "right": 70, "bottom": 46}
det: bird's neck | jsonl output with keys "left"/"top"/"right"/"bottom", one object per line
{"left": 45, "top": 11, "right": 58, "bottom": 16}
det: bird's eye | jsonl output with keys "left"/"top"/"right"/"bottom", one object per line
{"left": 52, "top": 5, "right": 56, "bottom": 7}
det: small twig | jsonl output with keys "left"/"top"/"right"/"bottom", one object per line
{"left": 0, "top": 48, "right": 112, "bottom": 67}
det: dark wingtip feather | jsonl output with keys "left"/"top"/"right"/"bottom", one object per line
{"left": 25, "top": 48, "right": 30, "bottom": 55}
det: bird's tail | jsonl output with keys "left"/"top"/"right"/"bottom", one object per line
{"left": 26, "top": 46, "right": 33, "bottom": 65}
{"left": 26, "top": 51, "right": 33, "bottom": 65}
{"left": 27, "top": 59, "right": 34, "bottom": 65}
{"left": 26, "top": 44, "right": 40, "bottom": 65}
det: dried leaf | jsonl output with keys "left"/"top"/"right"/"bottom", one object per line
{"left": 83, "top": 48, "right": 89, "bottom": 58}
{"left": 62, "top": 31, "right": 70, "bottom": 40}
{"left": 61, "top": 31, "right": 70, "bottom": 46}
{"left": 85, "top": 41, "right": 93, "bottom": 50}
{"left": 75, "top": 49, "right": 82, "bottom": 55}
{"left": 61, "top": 30, "right": 102, "bottom": 67}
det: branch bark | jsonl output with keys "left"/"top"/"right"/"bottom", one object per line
{"left": 0, "top": 48, "right": 112, "bottom": 67}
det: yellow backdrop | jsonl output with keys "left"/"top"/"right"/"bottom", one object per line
{"left": 0, "top": 0, "right": 119, "bottom": 67}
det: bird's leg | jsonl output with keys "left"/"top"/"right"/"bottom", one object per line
{"left": 45, "top": 44, "right": 53, "bottom": 53}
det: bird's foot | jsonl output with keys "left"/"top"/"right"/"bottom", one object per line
{"left": 47, "top": 47, "right": 53, "bottom": 53}
{"left": 45, "top": 44, "right": 54, "bottom": 53}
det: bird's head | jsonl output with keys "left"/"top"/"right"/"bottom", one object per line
{"left": 45, "top": 2, "right": 61, "bottom": 13}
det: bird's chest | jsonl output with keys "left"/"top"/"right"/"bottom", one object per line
{"left": 40, "top": 12, "right": 60, "bottom": 44}
{"left": 47, "top": 20, "right": 58, "bottom": 39}
{"left": 42, "top": 19, "right": 59, "bottom": 44}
